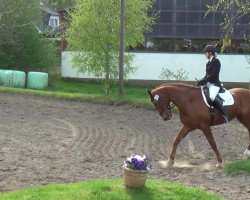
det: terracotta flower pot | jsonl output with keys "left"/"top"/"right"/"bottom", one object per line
{"left": 123, "top": 167, "right": 148, "bottom": 188}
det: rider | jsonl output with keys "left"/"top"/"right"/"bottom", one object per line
{"left": 197, "top": 44, "right": 229, "bottom": 123}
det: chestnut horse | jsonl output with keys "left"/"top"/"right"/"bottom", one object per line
{"left": 148, "top": 83, "right": 250, "bottom": 168}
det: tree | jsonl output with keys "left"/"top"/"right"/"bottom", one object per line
{"left": 160, "top": 68, "right": 189, "bottom": 82}
{"left": 0, "top": 0, "right": 40, "bottom": 47}
{"left": 13, "top": 26, "right": 59, "bottom": 72}
{"left": 207, "top": 0, "right": 250, "bottom": 88}
{"left": 66, "top": 0, "right": 155, "bottom": 94}
{"left": 0, "top": 0, "right": 59, "bottom": 72}
{"left": 207, "top": 0, "right": 250, "bottom": 50}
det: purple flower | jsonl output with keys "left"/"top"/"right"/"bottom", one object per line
{"left": 123, "top": 155, "right": 151, "bottom": 170}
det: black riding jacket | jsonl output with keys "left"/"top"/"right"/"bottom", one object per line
{"left": 198, "top": 57, "right": 221, "bottom": 87}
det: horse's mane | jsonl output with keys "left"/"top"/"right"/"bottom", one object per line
{"left": 154, "top": 83, "right": 199, "bottom": 91}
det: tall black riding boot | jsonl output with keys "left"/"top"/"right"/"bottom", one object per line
{"left": 213, "top": 97, "right": 229, "bottom": 123}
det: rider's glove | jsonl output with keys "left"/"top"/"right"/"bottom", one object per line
{"left": 197, "top": 79, "right": 205, "bottom": 86}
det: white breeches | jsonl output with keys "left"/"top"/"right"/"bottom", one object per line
{"left": 207, "top": 83, "right": 220, "bottom": 101}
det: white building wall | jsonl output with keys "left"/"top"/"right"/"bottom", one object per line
{"left": 62, "top": 51, "right": 250, "bottom": 83}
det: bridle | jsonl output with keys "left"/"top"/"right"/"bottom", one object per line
{"left": 151, "top": 95, "right": 174, "bottom": 119}
{"left": 161, "top": 103, "right": 176, "bottom": 116}
{"left": 153, "top": 86, "right": 194, "bottom": 116}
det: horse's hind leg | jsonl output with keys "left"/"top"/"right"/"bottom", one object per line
{"left": 202, "top": 127, "right": 223, "bottom": 167}
{"left": 244, "top": 130, "right": 250, "bottom": 159}
{"left": 237, "top": 114, "right": 250, "bottom": 159}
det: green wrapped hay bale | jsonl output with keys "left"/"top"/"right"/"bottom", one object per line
{"left": 3, "top": 70, "right": 26, "bottom": 88}
{"left": 27, "top": 72, "right": 48, "bottom": 89}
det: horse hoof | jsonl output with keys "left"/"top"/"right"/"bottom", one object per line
{"left": 243, "top": 149, "right": 250, "bottom": 160}
{"left": 216, "top": 163, "right": 222, "bottom": 168}
{"left": 159, "top": 159, "right": 174, "bottom": 169}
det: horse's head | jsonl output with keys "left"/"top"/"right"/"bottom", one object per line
{"left": 148, "top": 89, "right": 173, "bottom": 121}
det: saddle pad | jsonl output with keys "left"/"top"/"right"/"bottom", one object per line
{"left": 201, "top": 86, "right": 234, "bottom": 107}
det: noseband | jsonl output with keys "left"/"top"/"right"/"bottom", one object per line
{"left": 161, "top": 103, "right": 176, "bottom": 115}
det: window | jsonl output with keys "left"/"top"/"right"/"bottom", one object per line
{"left": 159, "top": 11, "right": 173, "bottom": 23}
{"left": 176, "top": 25, "right": 187, "bottom": 36}
{"left": 200, "top": 12, "right": 214, "bottom": 24}
{"left": 186, "top": 25, "right": 199, "bottom": 37}
{"left": 176, "top": 0, "right": 186, "bottom": 11}
{"left": 187, "top": 0, "right": 200, "bottom": 11}
{"left": 149, "top": 24, "right": 161, "bottom": 37}
{"left": 214, "top": 25, "right": 221, "bottom": 38}
{"left": 161, "top": 0, "right": 173, "bottom": 10}
{"left": 176, "top": 12, "right": 186, "bottom": 23}
{"left": 200, "top": 25, "right": 214, "bottom": 37}
{"left": 201, "top": 0, "right": 214, "bottom": 11}
{"left": 233, "top": 25, "right": 247, "bottom": 39}
{"left": 146, "top": 0, "right": 247, "bottom": 40}
{"left": 214, "top": 12, "right": 224, "bottom": 25}
{"left": 187, "top": 12, "right": 200, "bottom": 24}
{"left": 242, "top": 14, "right": 250, "bottom": 24}
{"left": 49, "top": 16, "right": 59, "bottom": 28}
{"left": 160, "top": 25, "right": 173, "bottom": 36}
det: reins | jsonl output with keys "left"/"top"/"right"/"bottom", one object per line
{"left": 169, "top": 102, "right": 176, "bottom": 110}
{"left": 167, "top": 85, "right": 195, "bottom": 111}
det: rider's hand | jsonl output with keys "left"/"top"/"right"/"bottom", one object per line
{"left": 197, "top": 80, "right": 204, "bottom": 86}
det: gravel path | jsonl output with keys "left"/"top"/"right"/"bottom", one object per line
{"left": 0, "top": 93, "right": 249, "bottom": 199}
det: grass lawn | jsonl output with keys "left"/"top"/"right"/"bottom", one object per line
{"left": 0, "top": 179, "right": 225, "bottom": 200}
{"left": 0, "top": 75, "right": 155, "bottom": 109}
{"left": 48, "top": 75, "right": 152, "bottom": 99}
{"left": 224, "top": 160, "right": 250, "bottom": 175}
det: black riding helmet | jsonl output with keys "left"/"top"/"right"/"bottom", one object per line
{"left": 203, "top": 45, "right": 216, "bottom": 55}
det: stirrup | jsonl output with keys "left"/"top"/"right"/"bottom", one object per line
{"left": 222, "top": 115, "right": 229, "bottom": 123}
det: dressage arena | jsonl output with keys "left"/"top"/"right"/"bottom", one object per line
{"left": 0, "top": 93, "right": 249, "bottom": 199}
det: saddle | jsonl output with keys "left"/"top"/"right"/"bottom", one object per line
{"left": 201, "top": 85, "right": 234, "bottom": 125}
{"left": 201, "top": 85, "right": 234, "bottom": 107}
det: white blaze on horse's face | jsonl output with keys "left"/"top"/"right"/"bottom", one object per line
{"left": 154, "top": 94, "right": 160, "bottom": 101}
{"left": 152, "top": 94, "right": 172, "bottom": 121}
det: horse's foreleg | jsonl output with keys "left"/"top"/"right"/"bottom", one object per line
{"left": 162, "top": 125, "right": 192, "bottom": 168}
{"left": 202, "top": 127, "right": 222, "bottom": 167}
